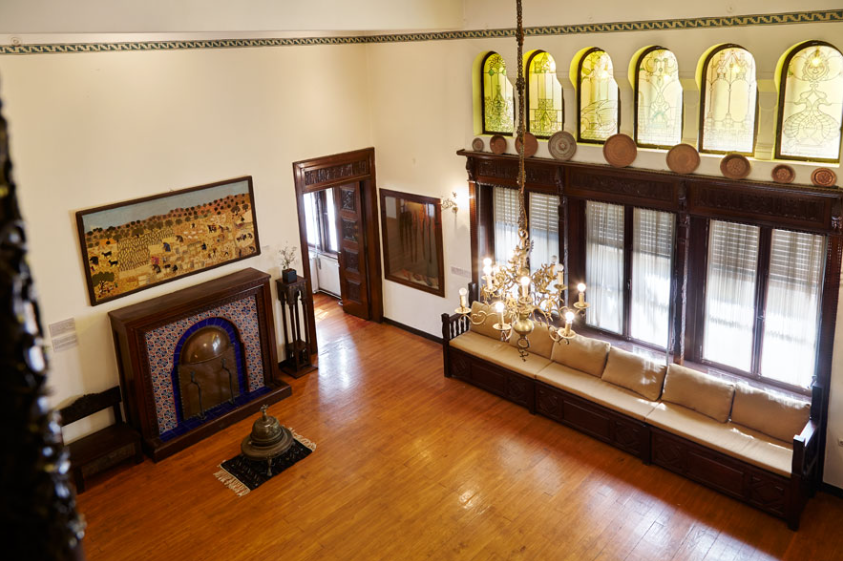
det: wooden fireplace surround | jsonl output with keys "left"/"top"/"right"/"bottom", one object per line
{"left": 109, "top": 268, "right": 291, "bottom": 461}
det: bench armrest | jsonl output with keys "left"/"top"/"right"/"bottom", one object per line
{"left": 792, "top": 419, "right": 820, "bottom": 478}
{"left": 441, "top": 312, "right": 469, "bottom": 343}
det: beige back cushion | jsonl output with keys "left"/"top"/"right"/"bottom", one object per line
{"left": 467, "top": 301, "right": 504, "bottom": 340}
{"left": 508, "top": 322, "right": 556, "bottom": 359}
{"left": 550, "top": 334, "right": 611, "bottom": 377}
{"left": 662, "top": 364, "right": 735, "bottom": 422}
{"left": 601, "top": 347, "right": 667, "bottom": 402}
{"left": 731, "top": 384, "right": 810, "bottom": 442}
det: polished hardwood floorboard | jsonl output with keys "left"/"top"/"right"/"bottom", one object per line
{"left": 77, "top": 293, "right": 843, "bottom": 560}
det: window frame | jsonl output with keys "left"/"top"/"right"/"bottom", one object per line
{"left": 305, "top": 189, "right": 339, "bottom": 256}
{"left": 685, "top": 219, "right": 824, "bottom": 395}
{"left": 697, "top": 44, "right": 760, "bottom": 156}
{"left": 480, "top": 51, "right": 515, "bottom": 137}
{"left": 580, "top": 201, "right": 677, "bottom": 352}
{"left": 576, "top": 47, "right": 621, "bottom": 145}
{"left": 633, "top": 45, "right": 684, "bottom": 150}
{"left": 774, "top": 40, "right": 843, "bottom": 164}
{"left": 525, "top": 50, "right": 564, "bottom": 140}
{"left": 483, "top": 184, "right": 562, "bottom": 278}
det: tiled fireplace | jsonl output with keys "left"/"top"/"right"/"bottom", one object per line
{"left": 109, "top": 268, "right": 291, "bottom": 461}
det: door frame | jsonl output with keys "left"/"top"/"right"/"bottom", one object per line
{"left": 293, "top": 147, "right": 384, "bottom": 354}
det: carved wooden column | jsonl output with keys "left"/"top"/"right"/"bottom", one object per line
{"left": 670, "top": 183, "right": 691, "bottom": 364}
{"left": 814, "top": 201, "right": 843, "bottom": 485}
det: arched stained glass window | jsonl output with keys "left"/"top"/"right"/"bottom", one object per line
{"left": 527, "top": 51, "right": 563, "bottom": 138}
{"left": 777, "top": 42, "right": 843, "bottom": 162}
{"left": 635, "top": 47, "right": 683, "bottom": 148}
{"left": 700, "top": 45, "right": 758, "bottom": 154}
{"left": 578, "top": 49, "right": 619, "bottom": 143}
{"left": 482, "top": 52, "right": 515, "bottom": 135}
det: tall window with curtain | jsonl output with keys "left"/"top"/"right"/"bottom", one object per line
{"left": 578, "top": 49, "right": 620, "bottom": 143}
{"left": 776, "top": 41, "right": 843, "bottom": 163}
{"left": 761, "top": 230, "right": 825, "bottom": 388}
{"left": 630, "top": 209, "right": 675, "bottom": 347}
{"left": 528, "top": 193, "right": 560, "bottom": 274}
{"left": 635, "top": 47, "right": 683, "bottom": 148}
{"left": 482, "top": 52, "right": 515, "bottom": 135}
{"left": 585, "top": 201, "right": 624, "bottom": 333}
{"left": 703, "top": 221, "right": 760, "bottom": 372}
{"left": 493, "top": 187, "right": 520, "bottom": 265}
{"left": 699, "top": 45, "right": 758, "bottom": 154}
{"left": 527, "top": 51, "right": 564, "bottom": 139}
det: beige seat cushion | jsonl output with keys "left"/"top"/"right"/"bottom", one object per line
{"left": 600, "top": 347, "right": 666, "bottom": 402}
{"left": 537, "top": 362, "right": 659, "bottom": 421}
{"left": 646, "top": 403, "right": 792, "bottom": 477}
{"left": 450, "top": 331, "right": 551, "bottom": 379}
{"left": 550, "top": 334, "right": 611, "bottom": 377}
{"left": 467, "top": 301, "right": 505, "bottom": 340}
{"left": 508, "top": 321, "right": 556, "bottom": 359}
{"left": 661, "top": 364, "right": 735, "bottom": 423}
{"left": 731, "top": 384, "right": 810, "bottom": 443}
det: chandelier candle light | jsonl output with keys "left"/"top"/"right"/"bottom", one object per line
{"left": 455, "top": 0, "right": 590, "bottom": 360}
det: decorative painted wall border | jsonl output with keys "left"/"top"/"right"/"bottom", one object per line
{"left": 1, "top": 9, "right": 841, "bottom": 55}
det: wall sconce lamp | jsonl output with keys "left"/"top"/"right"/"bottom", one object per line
{"left": 441, "top": 192, "right": 459, "bottom": 214}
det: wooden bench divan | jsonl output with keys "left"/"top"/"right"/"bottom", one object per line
{"left": 441, "top": 306, "right": 820, "bottom": 530}
{"left": 59, "top": 386, "right": 143, "bottom": 493}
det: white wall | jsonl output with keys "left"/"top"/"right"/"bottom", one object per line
{"left": 0, "top": 0, "right": 464, "bottom": 34}
{"left": 0, "top": 43, "right": 373, "bottom": 441}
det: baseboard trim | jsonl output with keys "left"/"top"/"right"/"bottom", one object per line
{"left": 383, "top": 317, "right": 442, "bottom": 344}
{"left": 821, "top": 482, "right": 843, "bottom": 498}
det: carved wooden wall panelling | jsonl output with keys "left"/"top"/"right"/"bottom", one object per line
{"left": 304, "top": 160, "right": 370, "bottom": 189}
{"left": 459, "top": 149, "right": 843, "bottom": 233}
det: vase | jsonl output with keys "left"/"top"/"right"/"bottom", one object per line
{"left": 281, "top": 268, "right": 298, "bottom": 284}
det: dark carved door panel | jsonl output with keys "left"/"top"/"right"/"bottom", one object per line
{"left": 334, "top": 183, "right": 370, "bottom": 319}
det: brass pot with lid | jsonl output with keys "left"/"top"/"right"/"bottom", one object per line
{"left": 241, "top": 405, "right": 293, "bottom": 476}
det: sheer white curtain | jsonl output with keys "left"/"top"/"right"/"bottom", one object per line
{"left": 325, "top": 189, "right": 339, "bottom": 252}
{"left": 703, "top": 220, "right": 759, "bottom": 371}
{"left": 529, "top": 193, "right": 560, "bottom": 274}
{"left": 586, "top": 201, "right": 624, "bottom": 333}
{"left": 493, "top": 187, "right": 520, "bottom": 265}
{"left": 761, "top": 230, "right": 825, "bottom": 387}
{"left": 304, "top": 192, "right": 320, "bottom": 248}
{"left": 630, "top": 208, "right": 674, "bottom": 347}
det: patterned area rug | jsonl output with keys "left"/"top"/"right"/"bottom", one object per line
{"left": 214, "top": 429, "right": 316, "bottom": 496}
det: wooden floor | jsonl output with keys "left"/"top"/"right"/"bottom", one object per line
{"left": 78, "top": 293, "right": 843, "bottom": 561}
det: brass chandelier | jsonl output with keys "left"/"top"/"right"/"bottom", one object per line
{"left": 456, "top": 0, "right": 589, "bottom": 359}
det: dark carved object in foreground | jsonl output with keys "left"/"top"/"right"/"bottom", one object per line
{"left": 0, "top": 87, "right": 85, "bottom": 558}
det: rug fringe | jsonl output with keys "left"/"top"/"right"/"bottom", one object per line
{"left": 214, "top": 466, "right": 250, "bottom": 496}
{"left": 289, "top": 427, "right": 317, "bottom": 451}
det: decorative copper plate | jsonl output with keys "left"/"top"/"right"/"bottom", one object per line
{"left": 603, "top": 134, "right": 637, "bottom": 168}
{"left": 666, "top": 144, "right": 700, "bottom": 175}
{"left": 811, "top": 167, "right": 838, "bottom": 187}
{"left": 490, "top": 135, "right": 507, "bottom": 155}
{"left": 471, "top": 137, "right": 485, "bottom": 152}
{"left": 514, "top": 132, "right": 538, "bottom": 158}
{"left": 720, "top": 154, "right": 751, "bottom": 179}
{"left": 548, "top": 131, "right": 576, "bottom": 161}
{"left": 771, "top": 164, "right": 795, "bottom": 184}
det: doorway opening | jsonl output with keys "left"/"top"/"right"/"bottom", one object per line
{"left": 303, "top": 188, "right": 341, "bottom": 299}
{"left": 293, "top": 148, "right": 383, "bottom": 356}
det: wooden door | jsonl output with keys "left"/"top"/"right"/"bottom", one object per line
{"left": 334, "top": 182, "right": 370, "bottom": 319}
